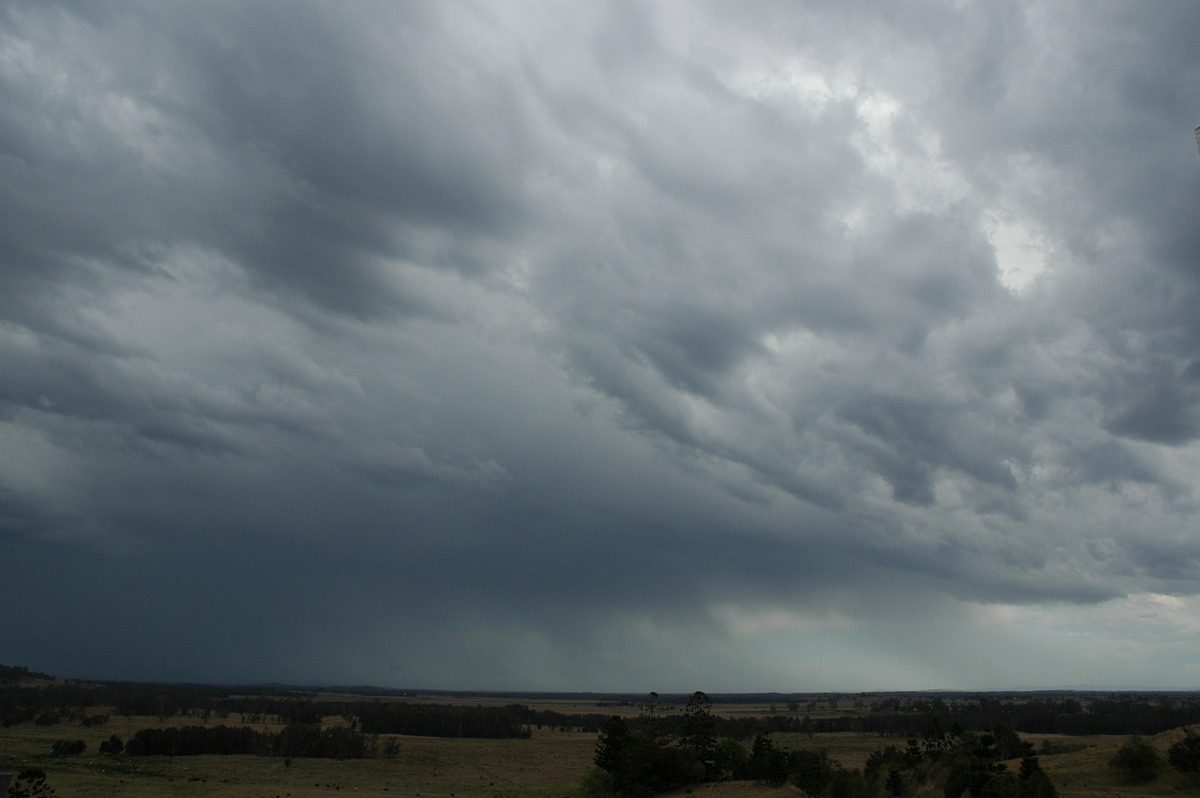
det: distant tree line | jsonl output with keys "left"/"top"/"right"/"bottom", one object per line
{"left": 858, "top": 695, "right": 1200, "bottom": 737}
{"left": 587, "top": 693, "right": 1060, "bottom": 798}
{"left": 123, "top": 723, "right": 369, "bottom": 758}
{"left": 356, "top": 703, "right": 531, "bottom": 738}
{"left": 3, "top": 676, "right": 1200, "bottom": 739}
{"left": 0, "top": 664, "right": 54, "bottom": 683}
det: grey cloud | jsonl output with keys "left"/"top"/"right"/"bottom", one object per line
{"left": 4, "top": 0, "right": 1200, "bottom": 690}
{"left": 1106, "top": 381, "right": 1200, "bottom": 444}
{"left": 2, "top": 1, "right": 533, "bottom": 321}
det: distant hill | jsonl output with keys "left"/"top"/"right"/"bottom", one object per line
{"left": 0, "top": 663, "right": 56, "bottom": 684}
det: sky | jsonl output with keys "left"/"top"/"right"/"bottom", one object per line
{"left": 2, "top": 0, "right": 1200, "bottom": 693}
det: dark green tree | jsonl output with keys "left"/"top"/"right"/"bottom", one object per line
{"left": 580, "top": 766, "right": 619, "bottom": 798}
{"left": 990, "top": 724, "right": 1027, "bottom": 760}
{"left": 50, "top": 739, "right": 85, "bottom": 756}
{"left": 747, "top": 734, "right": 788, "bottom": 786}
{"left": 904, "top": 737, "right": 923, "bottom": 767}
{"left": 681, "top": 691, "right": 716, "bottom": 771}
{"left": 865, "top": 746, "right": 904, "bottom": 780}
{"left": 943, "top": 750, "right": 996, "bottom": 798}
{"left": 924, "top": 717, "right": 947, "bottom": 758}
{"left": 827, "top": 768, "right": 868, "bottom": 798}
{"left": 1109, "top": 735, "right": 1160, "bottom": 783}
{"left": 884, "top": 768, "right": 904, "bottom": 797}
{"left": 7, "top": 768, "right": 55, "bottom": 797}
{"left": 595, "top": 716, "right": 632, "bottom": 773}
{"left": 637, "top": 692, "right": 662, "bottom": 742}
{"left": 790, "top": 749, "right": 833, "bottom": 797}
{"left": 979, "top": 771, "right": 1019, "bottom": 798}
{"left": 1017, "top": 770, "right": 1057, "bottom": 798}
{"left": 1167, "top": 727, "right": 1200, "bottom": 777}
{"left": 712, "top": 738, "right": 747, "bottom": 781}
{"left": 98, "top": 733, "right": 124, "bottom": 755}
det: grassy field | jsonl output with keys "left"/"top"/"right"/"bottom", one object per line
{"left": 1, "top": 714, "right": 596, "bottom": 798}
{"left": 2, "top": 703, "right": 1197, "bottom": 798}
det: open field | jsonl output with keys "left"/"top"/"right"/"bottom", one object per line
{"left": 2, "top": 717, "right": 596, "bottom": 798}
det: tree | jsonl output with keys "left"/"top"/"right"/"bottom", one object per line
{"left": 1168, "top": 727, "right": 1200, "bottom": 777}
{"left": 924, "top": 717, "right": 947, "bottom": 758}
{"left": 99, "top": 733, "right": 124, "bottom": 755}
{"left": 904, "top": 738, "right": 923, "bottom": 767}
{"left": 1018, "top": 770, "right": 1058, "bottom": 798}
{"left": 7, "top": 768, "right": 55, "bottom": 797}
{"left": 748, "top": 734, "right": 788, "bottom": 786}
{"left": 595, "top": 716, "right": 632, "bottom": 773}
{"left": 580, "top": 767, "right": 619, "bottom": 798}
{"left": 1109, "top": 735, "right": 1160, "bottom": 783}
{"left": 791, "top": 749, "right": 833, "bottom": 797}
{"left": 827, "top": 768, "right": 867, "bottom": 798}
{"left": 979, "top": 771, "right": 1019, "bottom": 798}
{"left": 637, "top": 692, "right": 662, "bottom": 742}
{"left": 50, "top": 739, "right": 86, "bottom": 756}
{"left": 990, "top": 724, "right": 1027, "bottom": 760}
{"left": 884, "top": 768, "right": 904, "bottom": 797}
{"left": 712, "top": 738, "right": 747, "bottom": 781}
{"left": 681, "top": 691, "right": 716, "bottom": 770}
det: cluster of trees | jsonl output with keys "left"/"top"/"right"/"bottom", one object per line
{"left": 546, "top": 693, "right": 1200, "bottom": 740}
{"left": 584, "top": 691, "right": 728, "bottom": 797}
{"left": 1168, "top": 727, "right": 1200, "bottom": 778}
{"left": 0, "top": 664, "right": 54, "bottom": 683}
{"left": 1108, "top": 727, "right": 1200, "bottom": 785}
{"left": 123, "top": 723, "right": 370, "bottom": 759}
{"left": 585, "top": 694, "right": 1061, "bottom": 798}
{"left": 356, "top": 703, "right": 532, "bottom": 738}
{"left": 0, "top": 683, "right": 534, "bottom": 739}
{"left": 6, "top": 768, "right": 56, "bottom": 798}
{"left": 49, "top": 739, "right": 86, "bottom": 756}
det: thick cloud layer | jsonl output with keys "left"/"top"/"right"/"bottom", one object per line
{"left": 2, "top": 0, "right": 1199, "bottom": 690}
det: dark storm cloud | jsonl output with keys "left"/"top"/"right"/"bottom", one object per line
{"left": 3, "top": 0, "right": 1200, "bottom": 690}
{"left": 1, "top": 1, "right": 531, "bottom": 320}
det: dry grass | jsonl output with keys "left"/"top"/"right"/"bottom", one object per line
{"left": 0, "top": 716, "right": 595, "bottom": 798}
{"left": 1036, "top": 727, "right": 1198, "bottom": 798}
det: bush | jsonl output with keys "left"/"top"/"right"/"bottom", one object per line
{"left": 1167, "top": 727, "right": 1200, "bottom": 776}
{"left": 50, "top": 739, "right": 86, "bottom": 756}
{"left": 8, "top": 768, "right": 56, "bottom": 797}
{"left": 580, "top": 767, "right": 619, "bottom": 798}
{"left": 99, "top": 733, "right": 124, "bottom": 755}
{"left": 1109, "top": 735, "right": 1160, "bottom": 783}
{"left": 979, "top": 771, "right": 1019, "bottom": 798}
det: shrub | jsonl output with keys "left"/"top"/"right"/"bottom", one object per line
{"left": 8, "top": 768, "right": 56, "bottom": 797}
{"left": 1109, "top": 735, "right": 1159, "bottom": 783}
{"left": 1167, "top": 727, "right": 1200, "bottom": 776}
{"left": 50, "top": 739, "right": 86, "bottom": 756}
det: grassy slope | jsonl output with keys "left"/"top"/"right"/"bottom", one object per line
{"left": 1038, "top": 727, "right": 1197, "bottom": 798}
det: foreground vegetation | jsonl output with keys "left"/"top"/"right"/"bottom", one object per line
{"left": 2, "top": 667, "right": 1199, "bottom": 797}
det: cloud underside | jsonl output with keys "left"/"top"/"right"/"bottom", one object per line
{"left": 2, "top": 0, "right": 1200, "bottom": 689}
